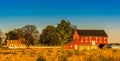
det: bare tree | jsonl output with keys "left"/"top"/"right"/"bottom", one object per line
{"left": 22, "top": 25, "right": 39, "bottom": 47}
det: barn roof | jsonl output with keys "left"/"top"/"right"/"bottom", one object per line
{"left": 77, "top": 30, "right": 108, "bottom": 36}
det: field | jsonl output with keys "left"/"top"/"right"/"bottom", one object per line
{"left": 0, "top": 48, "right": 120, "bottom": 61}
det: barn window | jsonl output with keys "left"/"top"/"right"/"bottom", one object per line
{"left": 81, "top": 40, "right": 83, "bottom": 43}
{"left": 86, "top": 40, "right": 88, "bottom": 43}
{"left": 81, "top": 37, "right": 83, "bottom": 39}
{"left": 96, "top": 41, "right": 98, "bottom": 42}
{"left": 90, "top": 41, "right": 91, "bottom": 42}
{"left": 96, "top": 37, "right": 98, "bottom": 39}
{"left": 89, "top": 37, "right": 92, "bottom": 39}
{"left": 104, "top": 37, "right": 106, "bottom": 40}
{"left": 10, "top": 44, "right": 12, "bottom": 47}
{"left": 104, "top": 41, "right": 106, "bottom": 43}
{"left": 86, "top": 37, "right": 88, "bottom": 39}
{"left": 70, "top": 45, "right": 72, "bottom": 48}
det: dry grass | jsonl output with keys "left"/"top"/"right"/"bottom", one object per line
{"left": 0, "top": 48, "right": 120, "bottom": 61}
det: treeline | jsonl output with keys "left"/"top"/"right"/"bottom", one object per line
{"left": 0, "top": 20, "right": 76, "bottom": 47}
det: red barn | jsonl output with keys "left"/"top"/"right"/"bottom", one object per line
{"left": 64, "top": 30, "right": 108, "bottom": 50}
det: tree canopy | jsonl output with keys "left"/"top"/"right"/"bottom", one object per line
{"left": 4, "top": 20, "right": 76, "bottom": 47}
{"left": 40, "top": 26, "right": 59, "bottom": 46}
{"left": 22, "top": 25, "right": 39, "bottom": 47}
{"left": 6, "top": 31, "right": 19, "bottom": 40}
{"left": 6, "top": 25, "right": 40, "bottom": 47}
{"left": 39, "top": 20, "right": 75, "bottom": 47}
{"left": 56, "top": 20, "right": 74, "bottom": 48}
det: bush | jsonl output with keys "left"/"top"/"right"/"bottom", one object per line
{"left": 36, "top": 55, "right": 46, "bottom": 61}
{"left": 74, "top": 50, "right": 80, "bottom": 56}
{"left": 66, "top": 50, "right": 73, "bottom": 57}
{"left": 99, "top": 55, "right": 107, "bottom": 61}
{"left": 112, "top": 49, "right": 117, "bottom": 52}
{"left": 0, "top": 47, "right": 10, "bottom": 50}
{"left": 59, "top": 55, "right": 68, "bottom": 61}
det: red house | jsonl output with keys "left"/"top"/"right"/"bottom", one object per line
{"left": 7, "top": 40, "right": 21, "bottom": 48}
{"left": 64, "top": 30, "right": 108, "bottom": 50}
{"left": 7, "top": 38, "right": 26, "bottom": 48}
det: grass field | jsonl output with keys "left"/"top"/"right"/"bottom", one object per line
{"left": 0, "top": 48, "right": 120, "bottom": 61}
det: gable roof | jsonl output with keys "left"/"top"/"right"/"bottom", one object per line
{"left": 77, "top": 30, "right": 108, "bottom": 36}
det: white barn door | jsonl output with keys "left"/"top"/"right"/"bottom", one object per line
{"left": 92, "top": 41, "right": 95, "bottom": 45}
{"left": 75, "top": 45, "right": 78, "bottom": 49}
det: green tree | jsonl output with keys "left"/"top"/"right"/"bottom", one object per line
{"left": 14, "top": 28, "right": 26, "bottom": 44}
{"left": 6, "top": 25, "right": 39, "bottom": 47}
{"left": 24, "top": 33, "right": 34, "bottom": 47}
{"left": 40, "top": 26, "right": 59, "bottom": 46}
{"left": 6, "top": 31, "right": 19, "bottom": 40}
{"left": 56, "top": 20, "right": 74, "bottom": 49}
{"left": 14, "top": 28, "right": 24, "bottom": 39}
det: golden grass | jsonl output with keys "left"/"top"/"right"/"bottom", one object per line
{"left": 0, "top": 48, "right": 120, "bottom": 61}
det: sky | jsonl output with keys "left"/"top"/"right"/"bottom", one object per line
{"left": 0, "top": 0, "right": 120, "bottom": 43}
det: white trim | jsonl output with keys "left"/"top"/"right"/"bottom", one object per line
{"left": 92, "top": 41, "right": 95, "bottom": 45}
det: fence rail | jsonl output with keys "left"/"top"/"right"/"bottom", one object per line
{"left": 8, "top": 46, "right": 62, "bottom": 49}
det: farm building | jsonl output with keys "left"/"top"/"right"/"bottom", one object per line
{"left": 7, "top": 38, "right": 26, "bottom": 48}
{"left": 64, "top": 30, "right": 108, "bottom": 50}
{"left": 108, "top": 43, "right": 120, "bottom": 49}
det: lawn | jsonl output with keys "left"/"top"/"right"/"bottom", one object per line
{"left": 0, "top": 48, "right": 120, "bottom": 61}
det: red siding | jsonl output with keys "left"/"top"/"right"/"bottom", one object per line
{"left": 7, "top": 40, "right": 21, "bottom": 47}
{"left": 64, "top": 31, "right": 108, "bottom": 50}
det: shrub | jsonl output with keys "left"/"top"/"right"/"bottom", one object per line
{"left": 112, "top": 49, "right": 117, "bottom": 52}
{"left": 36, "top": 55, "right": 46, "bottom": 61}
{"left": 48, "top": 49, "right": 53, "bottom": 53}
{"left": 59, "top": 55, "right": 68, "bottom": 61}
{"left": 0, "top": 47, "right": 9, "bottom": 50}
{"left": 99, "top": 55, "right": 106, "bottom": 61}
{"left": 58, "top": 51, "right": 69, "bottom": 61}
{"left": 79, "top": 50, "right": 85, "bottom": 55}
{"left": 13, "top": 52, "right": 17, "bottom": 55}
{"left": 66, "top": 50, "right": 73, "bottom": 57}
{"left": 74, "top": 50, "right": 80, "bottom": 56}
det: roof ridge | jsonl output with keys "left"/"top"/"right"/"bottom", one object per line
{"left": 76, "top": 30, "right": 108, "bottom": 36}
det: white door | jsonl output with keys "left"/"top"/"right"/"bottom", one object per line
{"left": 92, "top": 41, "right": 95, "bottom": 45}
{"left": 75, "top": 45, "right": 78, "bottom": 49}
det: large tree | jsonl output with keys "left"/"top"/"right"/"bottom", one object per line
{"left": 40, "top": 26, "right": 59, "bottom": 46}
{"left": 13, "top": 28, "right": 26, "bottom": 44}
{"left": 56, "top": 20, "right": 74, "bottom": 49}
{"left": 22, "top": 25, "right": 39, "bottom": 47}
{"left": 14, "top": 28, "right": 24, "bottom": 39}
{"left": 6, "top": 31, "right": 19, "bottom": 40}
{"left": 6, "top": 25, "right": 39, "bottom": 47}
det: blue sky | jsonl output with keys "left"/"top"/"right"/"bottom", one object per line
{"left": 0, "top": 0, "right": 120, "bottom": 43}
